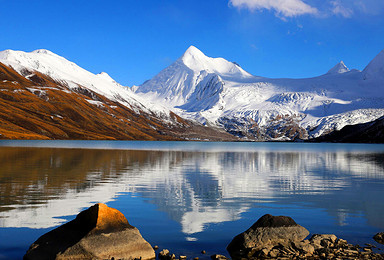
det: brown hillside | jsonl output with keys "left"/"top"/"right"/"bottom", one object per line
{"left": 0, "top": 63, "right": 236, "bottom": 141}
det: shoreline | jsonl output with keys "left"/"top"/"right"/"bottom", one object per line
{"left": 154, "top": 238, "right": 384, "bottom": 260}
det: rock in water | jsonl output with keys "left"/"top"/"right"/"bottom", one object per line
{"left": 24, "top": 203, "right": 156, "bottom": 260}
{"left": 226, "top": 214, "right": 309, "bottom": 259}
{"left": 374, "top": 232, "right": 384, "bottom": 244}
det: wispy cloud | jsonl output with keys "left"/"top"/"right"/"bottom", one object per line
{"left": 229, "top": 0, "right": 384, "bottom": 18}
{"left": 229, "top": 0, "right": 318, "bottom": 17}
{"left": 354, "top": 0, "right": 384, "bottom": 15}
{"left": 330, "top": 0, "right": 353, "bottom": 17}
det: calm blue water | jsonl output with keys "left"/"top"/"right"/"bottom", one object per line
{"left": 0, "top": 141, "right": 383, "bottom": 259}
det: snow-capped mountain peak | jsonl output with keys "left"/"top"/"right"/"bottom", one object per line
{"left": 181, "top": 45, "right": 206, "bottom": 63}
{"left": 135, "top": 46, "right": 254, "bottom": 107}
{"left": 0, "top": 49, "right": 74, "bottom": 70}
{"left": 178, "top": 45, "right": 253, "bottom": 79}
{"left": 0, "top": 49, "right": 12, "bottom": 59}
{"left": 31, "top": 49, "right": 56, "bottom": 56}
{"left": 363, "top": 48, "right": 384, "bottom": 79}
{"left": 327, "top": 61, "right": 349, "bottom": 74}
{"left": 0, "top": 49, "right": 63, "bottom": 63}
{"left": 0, "top": 48, "right": 157, "bottom": 112}
{"left": 96, "top": 71, "right": 117, "bottom": 83}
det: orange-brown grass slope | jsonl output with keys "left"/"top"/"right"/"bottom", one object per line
{"left": 0, "top": 63, "right": 190, "bottom": 140}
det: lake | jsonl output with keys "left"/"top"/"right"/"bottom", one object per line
{"left": 0, "top": 140, "right": 384, "bottom": 259}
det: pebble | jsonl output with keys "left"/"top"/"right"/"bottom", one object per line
{"left": 159, "top": 249, "right": 170, "bottom": 260}
{"left": 156, "top": 233, "right": 384, "bottom": 260}
{"left": 230, "top": 234, "right": 384, "bottom": 259}
{"left": 210, "top": 254, "right": 228, "bottom": 260}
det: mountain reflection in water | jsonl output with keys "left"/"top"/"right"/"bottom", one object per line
{"left": 0, "top": 143, "right": 384, "bottom": 258}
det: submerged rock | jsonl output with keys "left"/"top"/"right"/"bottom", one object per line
{"left": 210, "top": 254, "right": 228, "bottom": 260}
{"left": 158, "top": 249, "right": 171, "bottom": 260}
{"left": 226, "top": 214, "right": 309, "bottom": 259}
{"left": 24, "top": 203, "right": 155, "bottom": 260}
{"left": 375, "top": 232, "right": 384, "bottom": 244}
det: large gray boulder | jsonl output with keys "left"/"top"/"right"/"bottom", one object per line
{"left": 24, "top": 203, "right": 156, "bottom": 260}
{"left": 227, "top": 214, "right": 309, "bottom": 259}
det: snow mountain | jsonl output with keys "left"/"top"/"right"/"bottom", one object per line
{"left": 137, "top": 46, "right": 254, "bottom": 107}
{"left": 0, "top": 49, "right": 149, "bottom": 112}
{"left": 135, "top": 46, "right": 384, "bottom": 140}
{"left": 326, "top": 61, "right": 349, "bottom": 74}
{"left": 0, "top": 49, "right": 235, "bottom": 140}
{"left": 1, "top": 46, "right": 383, "bottom": 141}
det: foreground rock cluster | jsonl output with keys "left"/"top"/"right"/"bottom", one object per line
{"left": 230, "top": 233, "right": 383, "bottom": 259}
{"left": 227, "top": 214, "right": 384, "bottom": 259}
{"left": 24, "top": 206, "right": 383, "bottom": 260}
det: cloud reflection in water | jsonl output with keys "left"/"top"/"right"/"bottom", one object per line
{"left": 0, "top": 144, "right": 383, "bottom": 237}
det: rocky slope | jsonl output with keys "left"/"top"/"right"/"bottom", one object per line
{"left": 312, "top": 116, "right": 384, "bottom": 143}
{"left": 135, "top": 46, "right": 384, "bottom": 141}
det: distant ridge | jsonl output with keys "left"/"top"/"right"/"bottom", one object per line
{"left": 326, "top": 61, "right": 349, "bottom": 74}
{"left": 312, "top": 116, "right": 384, "bottom": 143}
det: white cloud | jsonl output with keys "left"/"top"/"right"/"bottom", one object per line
{"left": 229, "top": 0, "right": 318, "bottom": 17}
{"left": 229, "top": 0, "right": 384, "bottom": 18}
{"left": 330, "top": 0, "right": 353, "bottom": 17}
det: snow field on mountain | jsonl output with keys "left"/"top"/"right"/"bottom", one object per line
{"left": 136, "top": 45, "right": 384, "bottom": 139}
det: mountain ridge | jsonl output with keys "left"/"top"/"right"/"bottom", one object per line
{"left": 0, "top": 50, "right": 237, "bottom": 141}
{"left": 180, "top": 45, "right": 253, "bottom": 78}
{"left": 326, "top": 61, "right": 350, "bottom": 75}
{"left": 363, "top": 49, "right": 384, "bottom": 80}
{"left": 135, "top": 46, "right": 384, "bottom": 141}
{"left": 1, "top": 46, "right": 384, "bottom": 141}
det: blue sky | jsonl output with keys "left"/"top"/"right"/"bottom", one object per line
{"left": 1, "top": 0, "right": 384, "bottom": 86}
